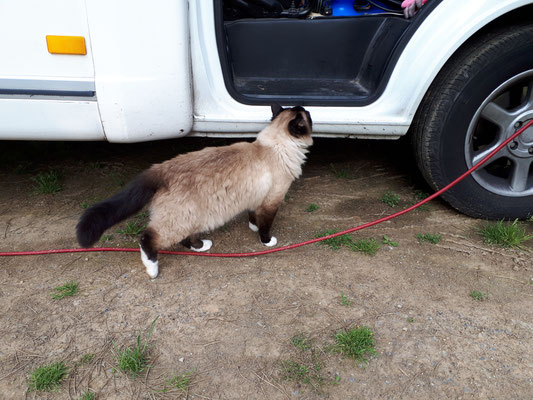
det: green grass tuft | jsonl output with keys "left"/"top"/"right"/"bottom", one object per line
{"left": 117, "top": 221, "right": 146, "bottom": 236}
{"left": 280, "top": 360, "right": 324, "bottom": 386}
{"left": 347, "top": 238, "right": 380, "bottom": 255}
{"left": 291, "top": 334, "right": 312, "bottom": 351}
{"left": 478, "top": 219, "right": 533, "bottom": 248}
{"left": 80, "top": 391, "right": 95, "bottom": 400}
{"left": 80, "top": 354, "right": 95, "bottom": 364}
{"left": 32, "top": 171, "right": 62, "bottom": 194}
{"left": 340, "top": 292, "right": 353, "bottom": 306}
{"left": 331, "top": 165, "right": 353, "bottom": 179}
{"left": 316, "top": 229, "right": 353, "bottom": 250}
{"left": 331, "top": 326, "right": 377, "bottom": 362}
{"left": 416, "top": 233, "right": 442, "bottom": 244}
{"left": 413, "top": 190, "right": 431, "bottom": 211}
{"left": 28, "top": 361, "right": 68, "bottom": 392}
{"left": 382, "top": 235, "right": 398, "bottom": 247}
{"left": 469, "top": 290, "right": 487, "bottom": 301}
{"left": 381, "top": 191, "right": 400, "bottom": 207}
{"left": 306, "top": 203, "right": 320, "bottom": 212}
{"left": 115, "top": 317, "right": 158, "bottom": 379}
{"left": 51, "top": 281, "right": 79, "bottom": 300}
{"left": 316, "top": 230, "right": 380, "bottom": 255}
{"left": 100, "top": 234, "right": 113, "bottom": 243}
{"left": 160, "top": 371, "right": 194, "bottom": 393}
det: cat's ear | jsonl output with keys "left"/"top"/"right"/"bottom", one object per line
{"left": 271, "top": 103, "right": 284, "bottom": 120}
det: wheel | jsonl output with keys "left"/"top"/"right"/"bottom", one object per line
{"left": 413, "top": 24, "right": 533, "bottom": 219}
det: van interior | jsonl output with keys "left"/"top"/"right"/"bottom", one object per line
{"left": 215, "top": 0, "right": 438, "bottom": 106}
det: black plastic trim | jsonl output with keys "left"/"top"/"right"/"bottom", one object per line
{"left": 0, "top": 89, "right": 95, "bottom": 97}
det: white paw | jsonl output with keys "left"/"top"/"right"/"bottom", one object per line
{"left": 263, "top": 236, "right": 277, "bottom": 247}
{"left": 140, "top": 246, "right": 159, "bottom": 279}
{"left": 191, "top": 239, "right": 212, "bottom": 252}
{"left": 249, "top": 222, "right": 259, "bottom": 232}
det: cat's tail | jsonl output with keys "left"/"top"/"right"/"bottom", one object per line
{"left": 76, "top": 170, "right": 163, "bottom": 247}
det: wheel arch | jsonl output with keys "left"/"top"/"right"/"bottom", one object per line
{"left": 393, "top": 1, "right": 533, "bottom": 132}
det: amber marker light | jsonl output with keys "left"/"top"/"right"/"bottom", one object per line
{"left": 46, "top": 35, "right": 87, "bottom": 55}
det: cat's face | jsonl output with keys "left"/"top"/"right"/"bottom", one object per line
{"left": 271, "top": 104, "right": 313, "bottom": 147}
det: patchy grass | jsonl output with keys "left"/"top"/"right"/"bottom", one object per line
{"left": 51, "top": 281, "right": 79, "bottom": 300}
{"left": 470, "top": 290, "right": 487, "bottom": 301}
{"left": 28, "top": 361, "right": 68, "bottom": 392}
{"left": 85, "top": 161, "right": 103, "bottom": 170}
{"left": 407, "top": 317, "right": 415, "bottom": 323}
{"left": 340, "top": 292, "right": 353, "bottom": 307}
{"left": 413, "top": 190, "right": 431, "bottom": 211}
{"left": 13, "top": 161, "right": 35, "bottom": 174}
{"left": 80, "top": 391, "right": 95, "bottom": 400}
{"left": 160, "top": 371, "right": 195, "bottom": 393}
{"left": 382, "top": 235, "right": 398, "bottom": 247}
{"left": 416, "top": 233, "right": 442, "bottom": 244}
{"left": 330, "top": 326, "right": 377, "bottom": 363}
{"left": 330, "top": 164, "right": 353, "bottom": 179}
{"left": 32, "top": 171, "right": 62, "bottom": 194}
{"left": 381, "top": 191, "right": 400, "bottom": 207}
{"left": 479, "top": 219, "right": 533, "bottom": 248}
{"left": 291, "top": 334, "right": 312, "bottom": 351}
{"left": 114, "top": 317, "right": 158, "bottom": 379}
{"left": 316, "top": 229, "right": 352, "bottom": 250}
{"left": 80, "top": 354, "right": 95, "bottom": 364}
{"left": 100, "top": 234, "right": 113, "bottom": 243}
{"left": 280, "top": 359, "right": 324, "bottom": 388}
{"left": 316, "top": 230, "right": 380, "bottom": 255}
{"left": 306, "top": 203, "right": 320, "bottom": 212}
{"left": 347, "top": 238, "right": 380, "bottom": 255}
{"left": 117, "top": 221, "right": 146, "bottom": 236}
{"left": 110, "top": 172, "right": 126, "bottom": 187}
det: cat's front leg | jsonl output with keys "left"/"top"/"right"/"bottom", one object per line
{"left": 140, "top": 228, "right": 159, "bottom": 279}
{"left": 248, "top": 211, "right": 259, "bottom": 232}
{"left": 254, "top": 205, "right": 279, "bottom": 247}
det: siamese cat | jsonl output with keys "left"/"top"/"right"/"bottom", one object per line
{"left": 76, "top": 105, "right": 313, "bottom": 278}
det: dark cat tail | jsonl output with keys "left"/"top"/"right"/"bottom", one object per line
{"left": 76, "top": 170, "right": 163, "bottom": 247}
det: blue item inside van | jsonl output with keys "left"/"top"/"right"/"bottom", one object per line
{"left": 332, "top": 0, "right": 389, "bottom": 16}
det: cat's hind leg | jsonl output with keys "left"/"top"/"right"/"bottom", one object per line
{"left": 139, "top": 228, "right": 160, "bottom": 278}
{"left": 254, "top": 204, "right": 279, "bottom": 247}
{"left": 180, "top": 234, "right": 212, "bottom": 252}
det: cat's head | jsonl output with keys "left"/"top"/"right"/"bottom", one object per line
{"left": 270, "top": 104, "right": 313, "bottom": 147}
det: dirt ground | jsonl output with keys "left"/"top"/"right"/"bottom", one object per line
{"left": 0, "top": 137, "right": 532, "bottom": 400}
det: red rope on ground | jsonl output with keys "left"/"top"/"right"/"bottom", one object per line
{"left": 1, "top": 119, "right": 532, "bottom": 258}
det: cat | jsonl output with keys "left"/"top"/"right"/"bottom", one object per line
{"left": 76, "top": 104, "right": 313, "bottom": 278}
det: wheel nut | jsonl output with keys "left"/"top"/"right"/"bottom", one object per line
{"left": 514, "top": 121, "right": 522, "bottom": 129}
{"left": 510, "top": 141, "right": 518, "bottom": 150}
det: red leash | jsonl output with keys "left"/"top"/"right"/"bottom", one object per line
{"left": 2, "top": 120, "right": 532, "bottom": 258}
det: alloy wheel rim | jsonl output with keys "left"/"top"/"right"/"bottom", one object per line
{"left": 465, "top": 70, "right": 533, "bottom": 197}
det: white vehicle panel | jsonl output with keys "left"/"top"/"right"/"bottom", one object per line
{"left": 85, "top": 0, "right": 193, "bottom": 143}
{"left": 0, "top": 0, "right": 93, "bottom": 79}
{"left": 191, "top": 0, "right": 532, "bottom": 138}
{"left": 0, "top": 98, "right": 104, "bottom": 141}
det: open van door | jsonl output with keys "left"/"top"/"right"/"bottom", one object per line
{"left": 86, "top": 0, "right": 193, "bottom": 143}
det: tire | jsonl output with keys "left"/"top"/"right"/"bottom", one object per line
{"left": 412, "top": 24, "right": 533, "bottom": 220}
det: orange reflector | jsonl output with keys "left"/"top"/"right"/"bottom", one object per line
{"left": 46, "top": 35, "right": 86, "bottom": 55}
